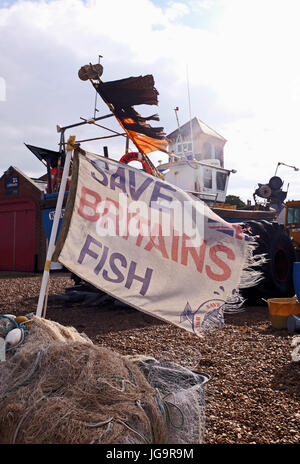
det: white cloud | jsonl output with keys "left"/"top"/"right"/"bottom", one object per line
{"left": 165, "top": 2, "right": 190, "bottom": 21}
{"left": 0, "top": 0, "right": 221, "bottom": 176}
{"left": 214, "top": 0, "right": 300, "bottom": 201}
{"left": 0, "top": 0, "right": 300, "bottom": 202}
{"left": 0, "top": 76, "right": 5, "bottom": 101}
{"left": 187, "top": 0, "right": 221, "bottom": 13}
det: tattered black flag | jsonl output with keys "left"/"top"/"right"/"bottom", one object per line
{"left": 24, "top": 144, "right": 65, "bottom": 168}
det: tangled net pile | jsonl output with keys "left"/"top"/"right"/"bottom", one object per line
{"left": 131, "top": 357, "right": 209, "bottom": 444}
{"left": 0, "top": 316, "right": 208, "bottom": 444}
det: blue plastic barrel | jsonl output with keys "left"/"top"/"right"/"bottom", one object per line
{"left": 293, "top": 262, "right": 300, "bottom": 302}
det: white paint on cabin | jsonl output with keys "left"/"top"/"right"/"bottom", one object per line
{"left": 162, "top": 117, "right": 230, "bottom": 203}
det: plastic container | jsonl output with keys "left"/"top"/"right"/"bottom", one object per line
{"left": 293, "top": 262, "right": 300, "bottom": 302}
{"left": 266, "top": 297, "right": 300, "bottom": 329}
{"left": 287, "top": 314, "right": 300, "bottom": 333}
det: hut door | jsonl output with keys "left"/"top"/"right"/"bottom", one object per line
{"left": 0, "top": 201, "right": 36, "bottom": 272}
{"left": 0, "top": 211, "right": 15, "bottom": 270}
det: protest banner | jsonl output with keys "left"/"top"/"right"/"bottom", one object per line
{"left": 54, "top": 148, "right": 259, "bottom": 335}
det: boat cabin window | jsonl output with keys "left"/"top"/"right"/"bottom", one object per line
{"left": 203, "top": 167, "right": 213, "bottom": 189}
{"left": 176, "top": 142, "right": 192, "bottom": 154}
{"left": 287, "top": 206, "right": 300, "bottom": 224}
{"left": 183, "top": 142, "right": 192, "bottom": 153}
{"left": 216, "top": 171, "right": 227, "bottom": 191}
{"left": 175, "top": 141, "right": 192, "bottom": 156}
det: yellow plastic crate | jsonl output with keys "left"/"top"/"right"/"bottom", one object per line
{"left": 266, "top": 297, "right": 300, "bottom": 329}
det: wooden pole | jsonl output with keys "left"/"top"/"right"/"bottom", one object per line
{"left": 36, "top": 136, "right": 76, "bottom": 318}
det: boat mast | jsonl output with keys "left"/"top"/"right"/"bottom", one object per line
{"left": 174, "top": 106, "right": 183, "bottom": 162}
{"left": 186, "top": 64, "right": 194, "bottom": 159}
{"left": 93, "top": 55, "right": 103, "bottom": 119}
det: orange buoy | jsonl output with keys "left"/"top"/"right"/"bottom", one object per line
{"left": 119, "top": 152, "right": 153, "bottom": 175}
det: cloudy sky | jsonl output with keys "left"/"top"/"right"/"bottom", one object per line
{"left": 1, "top": 0, "right": 300, "bottom": 202}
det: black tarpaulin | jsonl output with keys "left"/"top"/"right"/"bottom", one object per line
{"left": 91, "top": 73, "right": 169, "bottom": 155}
{"left": 114, "top": 106, "right": 160, "bottom": 122}
{"left": 122, "top": 122, "right": 166, "bottom": 139}
{"left": 97, "top": 75, "right": 159, "bottom": 107}
{"left": 25, "top": 144, "right": 65, "bottom": 168}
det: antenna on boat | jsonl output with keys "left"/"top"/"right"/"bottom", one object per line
{"left": 186, "top": 64, "right": 194, "bottom": 159}
{"left": 174, "top": 106, "right": 183, "bottom": 161}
